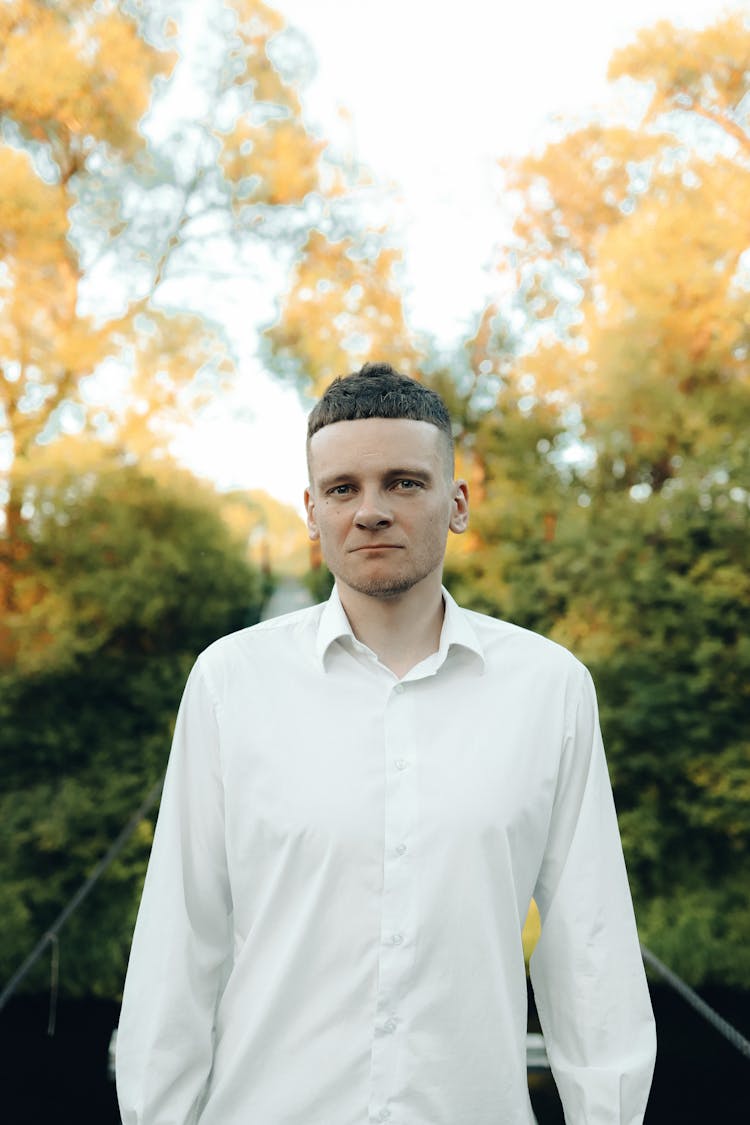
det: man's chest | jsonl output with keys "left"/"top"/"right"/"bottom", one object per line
{"left": 217, "top": 663, "right": 565, "bottom": 907}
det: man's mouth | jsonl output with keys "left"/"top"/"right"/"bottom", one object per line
{"left": 350, "top": 544, "right": 404, "bottom": 552}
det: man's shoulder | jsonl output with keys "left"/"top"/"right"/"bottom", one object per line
{"left": 197, "top": 602, "right": 325, "bottom": 671}
{"left": 457, "top": 603, "right": 585, "bottom": 676}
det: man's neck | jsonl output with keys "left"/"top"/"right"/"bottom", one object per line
{"left": 336, "top": 575, "right": 445, "bottom": 679}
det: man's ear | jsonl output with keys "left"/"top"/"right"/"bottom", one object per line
{"left": 304, "top": 487, "right": 319, "bottom": 541}
{"left": 449, "top": 480, "right": 469, "bottom": 535}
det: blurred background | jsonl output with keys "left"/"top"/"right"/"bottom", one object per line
{"left": 0, "top": 1, "right": 748, "bottom": 1120}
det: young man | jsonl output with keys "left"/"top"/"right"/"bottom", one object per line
{"left": 117, "top": 363, "right": 656, "bottom": 1124}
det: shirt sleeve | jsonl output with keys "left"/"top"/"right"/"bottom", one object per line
{"left": 531, "top": 665, "right": 657, "bottom": 1125}
{"left": 116, "top": 659, "right": 233, "bottom": 1125}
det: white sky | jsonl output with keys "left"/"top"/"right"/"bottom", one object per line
{"left": 171, "top": 0, "right": 737, "bottom": 514}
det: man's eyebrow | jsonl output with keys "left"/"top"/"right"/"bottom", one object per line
{"left": 317, "top": 471, "right": 358, "bottom": 491}
{"left": 385, "top": 467, "right": 435, "bottom": 481}
{"left": 316, "top": 466, "right": 435, "bottom": 491}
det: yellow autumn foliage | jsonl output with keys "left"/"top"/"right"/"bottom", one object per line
{"left": 591, "top": 164, "right": 750, "bottom": 368}
{"left": 498, "top": 11, "right": 750, "bottom": 425}
{"left": 505, "top": 124, "right": 665, "bottom": 264}
{"left": 0, "top": 1, "right": 173, "bottom": 158}
{"left": 0, "top": 147, "right": 69, "bottom": 253}
{"left": 227, "top": 0, "right": 296, "bottom": 109}
{"left": 220, "top": 118, "right": 323, "bottom": 205}
{"left": 268, "top": 230, "right": 420, "bottom": 396}
{"left": 0, "top": 0, "right": 341, "bottom": 499}
{"left": 522, "top": 899, "right": 541, "bottom": 965}
{"left": 608, "top": 12, "right": 750, "bottom": 117}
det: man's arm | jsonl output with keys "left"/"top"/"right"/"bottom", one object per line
{"left": 531, "top": 666, "right": 656, "bottom": 1125}
{"left": 116, "top": 660, "right": 233, "bottom": 1125}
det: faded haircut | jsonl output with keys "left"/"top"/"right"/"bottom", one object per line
{"left": 306, "top": 362, "right": 454, "bottom": 476}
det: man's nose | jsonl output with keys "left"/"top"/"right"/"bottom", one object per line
{"left": 354, "top": 491, "right": 394, "bottom": 528}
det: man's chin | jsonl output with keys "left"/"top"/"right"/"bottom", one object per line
{"left": 346, "top": 577, "right": 416, "bottom": 599}
{"left": 335, "top": 566, "right": 434, "bottom": 600}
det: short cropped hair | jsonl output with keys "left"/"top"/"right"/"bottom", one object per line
{"left": 307, "top": 363, "right": 454, "bottom": 472}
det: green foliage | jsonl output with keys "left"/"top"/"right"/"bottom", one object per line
{"left": 448, "top": 385, "right": 750, "bottom": 986}
{"left": 573, "top": 491, "right": 749, "bottom": 986}
{"left": 0, "top": 463, "right": 267, "bottom": 997}
{"left": 303, "top": 562, "right": 335, "bottom": 604}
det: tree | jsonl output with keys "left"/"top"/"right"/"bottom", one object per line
{"left": 455, "top": 12, "right": 750, "bottom": 985}
{"left": 0, "top": 456, "right": 267, "bottom": 996}
{"left": 265, "top": 230, "right": 421, "bottom": 397}
{"left": 0, "top": 0, "right": 416, "bottom": 645}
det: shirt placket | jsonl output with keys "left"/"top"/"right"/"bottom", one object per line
{"left": 368, "top": 679, "right": 418, "bottom": 1125}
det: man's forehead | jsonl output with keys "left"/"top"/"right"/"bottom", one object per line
{"left": 307, "top": 417, "right": 454, "bottom": 484}
{"left": 309, "top": 417, "right": 445, "bottom": 456}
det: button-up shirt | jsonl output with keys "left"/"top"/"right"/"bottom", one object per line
{"left": 116, "top": 587, "right": 656, "bottom": 1124}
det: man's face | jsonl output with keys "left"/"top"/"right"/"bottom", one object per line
{"left": 304, "top": 417, "right": 469, "bottom": 600}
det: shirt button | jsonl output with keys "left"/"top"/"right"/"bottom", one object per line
{"left": 394, "top": 758, "right": 408, "bottom": 770}
{"left": 377, "top": 1111, "right": 391, "bottom": 1122}
{"left": 390, "top": 932, "right": 404, "bottom": 945}
{"left": 395, "top": 843, "right": 407, "bottom": 855}
{"left": 383, "top": 1018, "right": 397, "bottom": 1033}
{"left": 394, "top": 683, "right": 405, "bottom": 694}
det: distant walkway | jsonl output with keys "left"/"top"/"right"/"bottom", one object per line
{"left": 260, "top": 579, "right": 316, "bottom": 621}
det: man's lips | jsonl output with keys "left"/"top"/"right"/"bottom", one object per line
{"left": 349, "top": 544, "right": 404, "bottom": 552}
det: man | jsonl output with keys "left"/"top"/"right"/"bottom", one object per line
{"left": 117, "top": 363, "right": 656, "bottom": 1124}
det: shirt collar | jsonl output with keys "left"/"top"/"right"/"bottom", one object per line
{"left": 315, "top": 583, "right": 485, "bottom": 673}
{"left": 315, "top": 584, "right": 357, "bottom": 666}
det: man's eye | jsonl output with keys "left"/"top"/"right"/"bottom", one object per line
{"left": 329, "top": 484, "right": 353, "bottom": 495}
{"left": 395, "top": 479, "right": 422, "bottom": 490}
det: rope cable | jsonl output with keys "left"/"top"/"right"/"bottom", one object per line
{"left": 0, "top": 777, "right": 163, "bottom": 1013}
{"left": 641, "top": 943, "right": 750, "bottom": 1060}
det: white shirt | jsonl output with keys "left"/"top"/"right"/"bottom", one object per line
{"left": 116, "top": 587, "right": 656, "bottom": 1125}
